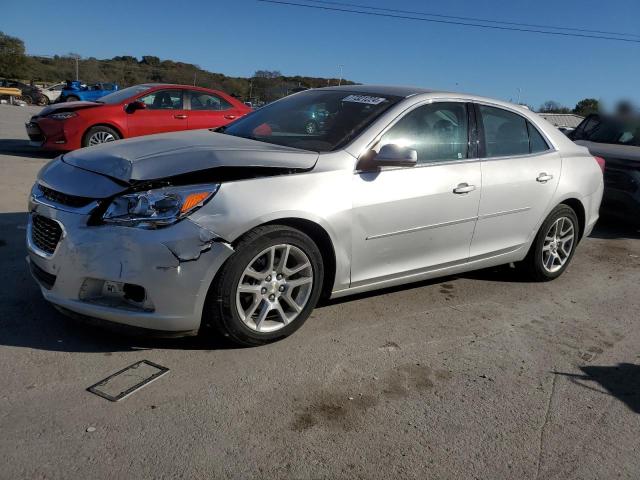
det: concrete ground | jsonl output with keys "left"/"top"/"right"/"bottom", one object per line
{"left": 0, "top": 103, "right": 639, "bottom": 479}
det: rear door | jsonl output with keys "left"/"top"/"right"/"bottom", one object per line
{"left": 186, "top": 90, "right": 241, "bottom": 130}
{"left": 469, "top": 103, "right": 561, "bottom": 258}
{"left": 126, "top": 88, "right": 189, "bottom": 137}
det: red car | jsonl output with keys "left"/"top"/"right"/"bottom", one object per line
{"left": 25, "top": 83, "right": 251, "bottom": 150}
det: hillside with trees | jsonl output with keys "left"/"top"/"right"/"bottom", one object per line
{"left": 0, "top": 31, "right": 355, "bottom": 103}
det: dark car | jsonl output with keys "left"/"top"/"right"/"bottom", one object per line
{"left": 570, "top": 113, "right": 640, "bottom": 224}
{"left": 0, "top": 79, "right": 47, "bottom": 105}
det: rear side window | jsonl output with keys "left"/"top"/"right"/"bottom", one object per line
{"left": 190, "top": 91, "right": 233, "bottom": 111}
{"left": 478, "top": 105, "right": 529, "bottom": 157}
{"left": 527, "top": 122, "right": 550, "bottom": 153}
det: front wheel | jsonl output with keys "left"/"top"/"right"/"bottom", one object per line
{"left": 206, "top": 225, "right": 324, "bottom": 346}
{"left": 82, "top": 125, "right": 120, "bottom": 147}
{"left": 65, "top": 95, "right": 79, "bottom": 102}
{"left": 37, "top": 95, "right": 49, "bottom": 106}
{"left": 518, "top": 204, "right": 579, "bottom": 281}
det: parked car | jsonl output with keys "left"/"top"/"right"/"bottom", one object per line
{"left": 40, "top": 82, "right": 66, "bottom": 104}
{"left": 26, "top": 86, "right": 603, "bottom": 345}
{"left": 0, "top": 79, "right": 47, "bottom": 105}
{"left": 25, "top": 83, "right": 251, "bottom": 150}
{"left": 58, "top": 80, "right": 119, "bottom": 103}
{"left": 569, "top": 113, "right": 640, "bottom": 224}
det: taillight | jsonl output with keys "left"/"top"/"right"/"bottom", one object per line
{"left": 594, "top": 156, "right": 605, "bottom": 173}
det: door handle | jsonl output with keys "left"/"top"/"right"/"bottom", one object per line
{"left": 224, "top": 114, "right": 236, "bottom": 120}
{"left": 453, "top": 183, "right": 476, "bottom": 194}
{"left": 174, "top": 114, "right": 188, "bottom": 119}
{"left": 537, "top": 173, "right": 553, "bottom": 183}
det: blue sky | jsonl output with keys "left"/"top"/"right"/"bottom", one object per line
{"left": 2, "top": 0, "right": 639, "bottom": 108}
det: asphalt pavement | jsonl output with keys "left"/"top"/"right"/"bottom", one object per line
{"left": 1, "top": 103, "right": 639, "bottom": 479}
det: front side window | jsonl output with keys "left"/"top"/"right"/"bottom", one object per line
{"left": 479, "top": 105, "right": 530, "bottom": 157}
{"left": 379, "top": 102, "right": 469, "bottom": 163}
{"left": 139, "top": 89, "right": 184, "bottom": 110}
{"left": 190, "top": 91, "right": 233, "bottom": 111}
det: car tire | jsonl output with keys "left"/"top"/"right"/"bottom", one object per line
{"left": 82, "top": 126, "right": 121, "bottom": 147}
{"left": 65, "top": 95, "right": 79, "bottom": 102}
{"left": 206, "top": 225, "right": 324, "bottom": 346}
{"left": 37, "top": 95, "right": 49, "bottom": 106}
{"left": 21, "top": 94, "right": 33, "bottom": 105}
{"left": 518, "top": 204, "right": 580, "bottom": 281}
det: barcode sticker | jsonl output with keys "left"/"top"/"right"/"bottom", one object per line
{"left": 342, "top": 95, "right": 387, "bottom": 105}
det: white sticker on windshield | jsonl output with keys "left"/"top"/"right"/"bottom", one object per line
{"left": 342, "top": 95, "right": 387, "bottom": 105}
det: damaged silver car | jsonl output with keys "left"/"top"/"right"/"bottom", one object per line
{"left": 27, "top": 86, "right": 604, "bottom": 345}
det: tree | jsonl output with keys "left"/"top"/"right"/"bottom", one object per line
{"left": 538, "top": 100, "right": 571, "bottom": 114}
{"left": 573, "top": 98, "right": 599, "bottom": 117}
{"left": 0, "top": 31, "right": 27, "bottom": 78}
{"left": 140, "top": 55, "right": 160, "bottom": 66}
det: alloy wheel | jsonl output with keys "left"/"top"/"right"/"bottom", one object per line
{"left": 88, "top": 131, "right": 116, "bottom": 146}
{"left": 541, "top": 216, "right": 575, "bottom": 273}
{"left": 235, "top": 244, "right": 313, "bottom": 333}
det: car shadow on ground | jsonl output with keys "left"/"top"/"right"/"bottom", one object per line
{"left": 0, "top": 139, "right": 59, "bottom": 159}
{"left": 0, "top": 212, "right": 237, "bottom": 353}
{"left": 554, "top": 364, "right": 640, "bottom": 414}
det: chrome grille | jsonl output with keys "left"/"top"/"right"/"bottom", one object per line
{"left": 38, "top": 184, "right": 94, "bottom": 208}
{"left": 31, "top": 215, "right": 62, "bottom": 255}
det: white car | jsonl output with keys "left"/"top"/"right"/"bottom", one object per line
{"left": 40, "top": 82, "right": 65, "bottom": 104}
{"left": 27, "top": 85, "right": 604, "bottom": 345}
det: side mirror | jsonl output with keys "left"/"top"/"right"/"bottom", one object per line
{"left": 126, "top": 101, "right": 146, "bottom": 113}
{"left": 369, "top": 144, "right": 417, "bottom": 168}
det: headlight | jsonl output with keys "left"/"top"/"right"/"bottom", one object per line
{"left": 48, "top": 112, "right": 78, "bottom": 120}
{"left": 102, "top": 184, "right": 219, "bottom": 228}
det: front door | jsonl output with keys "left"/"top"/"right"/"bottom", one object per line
{"left": 127, "top": 89, "right": 189, "bottom": 138}
{"left": 470, "top": 103, "right": 561, "bottom": 257}
{"left": 351, "top": 101, "right": 482, "bottom": 286}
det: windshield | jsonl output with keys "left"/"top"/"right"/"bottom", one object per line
{"left": 98, "top": 85, "right": 152, "bottom": 104}
{"left": 580, "top": 116, "right": 640, "bottom": 147}
{"left": 221, "top": 90, "right": 402, "bottom": 151}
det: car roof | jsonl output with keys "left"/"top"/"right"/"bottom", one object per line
{"left": 137, "top": 83, "right": 219, "bottom": 90}
{"left": 319, "top": 84, "right": 439, "bottom": 98}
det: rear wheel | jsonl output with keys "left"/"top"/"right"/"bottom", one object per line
{"left": 206, "top": 225, "right": 324, "bottom": 346}
{"left": 82, "top": 126, "right": 120, "bottom": 147}
{"left": 518, "top": 204, "right": 579, "bottom": 281}
{"left": 21, "top": 94, "right": 33, "bottom": 105}
{"left": 65, "top": 95, "right": 79, "bottom": 102}
{"left": 37, "top": 95, "right": 49, "bottom": 106}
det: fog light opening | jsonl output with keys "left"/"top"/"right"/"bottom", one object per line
{"left": 123, "top": 283, "right": 146, "bottom": 303}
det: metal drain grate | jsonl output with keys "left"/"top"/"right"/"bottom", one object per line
{"left": 87, "top": 360, "right": 169, "bottom": 402}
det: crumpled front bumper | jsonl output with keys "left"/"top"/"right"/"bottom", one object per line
{"left": 26, "top": 200, "right": 234, "bottom": 333}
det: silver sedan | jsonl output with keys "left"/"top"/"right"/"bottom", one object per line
{"left": 27, "top": 85, "right": 604, "bottom": 345}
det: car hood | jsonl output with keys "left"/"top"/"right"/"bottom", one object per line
{"left": 575, "top": 140, "right": 640, "bottom": 163}
{"left": 62, "top": 129, "right": 319, "bottom": 182}
{"left": 36, "top": 101, "right": 103, "bottom": 117}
